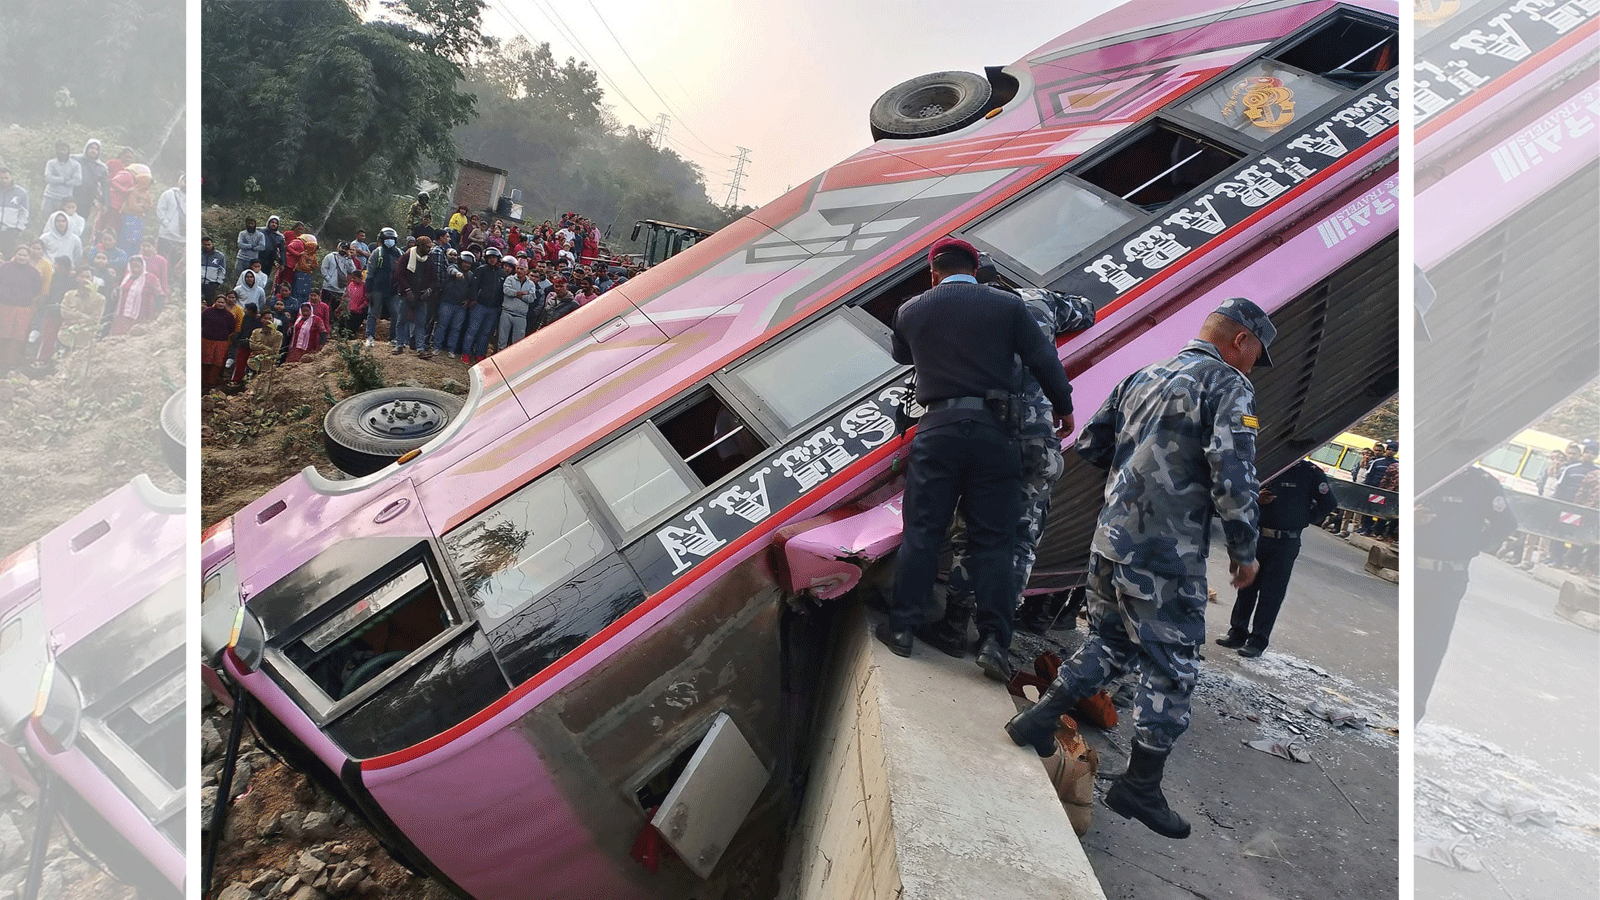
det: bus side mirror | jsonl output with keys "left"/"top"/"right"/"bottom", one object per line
{"left": 631, "top": 222, "right": 642, "bottom": 242}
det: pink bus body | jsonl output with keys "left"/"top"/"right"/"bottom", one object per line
{"left": 1413, "top": 0, "right": 1599, "bottom": 494}
{"left": 201, "top": 2, "right": 1399, "bottom": 896}
{"left": 0, "top": 476, "right": 185, "bottom": 899}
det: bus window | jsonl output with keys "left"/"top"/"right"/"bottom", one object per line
{"left": 578, "top": 428, "right": 698, "bottom": 532}
{"left": 1308, "top": 443, "right": 1343, "bottom": 468}
{"left": 657, "top": 391, "right": 766, "bottom": 485}
{"left": 445, "top": 473, "right": 610, "bottom": 625}
{"left": 282, "top": 561, "right": 454, "bottom": 703}
{"left": 1077, "top": 123, "right": 1243, "bottom": 212}
{"left": 1178, "top": 59, "right": 1344, "bottom": 138}
{"left": 728, "top": 316, "right": 900, "bottom": 430}
{"left": 1273, "top": 14, "right": 1396, "bottom": 85}
{"left": 1478, "top": 443, "right": 1525, "bottom": 475}
{"left": 965, "top": 177, "right": 1138, "bottom": 278}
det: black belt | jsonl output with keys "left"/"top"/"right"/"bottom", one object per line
{"left": 925, "top": 396, "right": 987, "bottom": 412}
{"left": 1260, "top": 527, "right": 1301, "bottom": 539}
{"left": 1416, "top": 556, "right": 1468, "bottom": 572}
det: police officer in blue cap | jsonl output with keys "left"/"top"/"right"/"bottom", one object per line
{"left": 878, "top": 236, "right": 1076, "bottom": 682}
{"left": 1006, "top": 296, "right": 1273, "bottom": 840}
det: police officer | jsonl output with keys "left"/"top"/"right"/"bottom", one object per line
{"left": 878, "top": 237, "right": 1076, "bottom": 684}
{"left": 928, "top": 282, "right": 1097, "bottom": 655}
{"left": 1415, "top": 465, "right": 1517, "bottom": 723}
{"left": 1005, "top": 297, "right": 1273, "bottom": 840}
{"left": 1217, "top": 458, "right": 1337, "bottom": 657}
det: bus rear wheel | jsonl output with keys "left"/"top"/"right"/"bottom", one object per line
{"left": 869, "top": 70, "right": 992, "bottom": 141}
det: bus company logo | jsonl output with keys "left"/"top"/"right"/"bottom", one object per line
{"left": 1414, "top": 59, "right": 1491, "bottom": 117}
{"left": 709, "top": 467, "right": 774, "bottom": 524}
{"left": 777, "top": 428, "right": 856, "bottom": 491}
{"left": 1083, "top": 254, "right": 1142, "bottom": 291}
{"left": 1489, "top": 88, "right": 1600, "bottom": 181}
{"left": 1212, "top": 164, "right": 1296, "bottom": 207}
{"left": 1331, "top": 92, "right": 1400, "bottom": 138}
{"left": 1288, "top": 123, "right": 1350, "bottom": 159}
{"left": 659, "top": 507, "right": 728, "bottom": 575}
{"left": 1317, "top": 176, "right": 1400, "bottom": 248}
{"left": 1449, "top": 13, "right": 1533, "bottom": 60}
{"left": 840, "top": 402, "right": 897, "bottom": 448}
{"left": 1164, "top": 197, "right": 1228, "bottom": 235}
{"left": 1122, "top": 226, "right": 1190, "bottom": 270}
{"left": 1415, "top": 0, "right": 1462, "bottom": 23}
{"left": 1507, "top": 0, "right": 1597, "bottom": 36}
{"left": 1221, "top": 76, "right": 1296, "bottom": 131}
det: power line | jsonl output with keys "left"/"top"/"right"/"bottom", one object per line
{"left": 486, "top": 0, "right": 657, "bottom": 131}
{"left": 583, "top": 1, "right": 734, "bottom": 160}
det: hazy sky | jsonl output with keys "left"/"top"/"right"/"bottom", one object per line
{"left": 474, "top": 0, "right": 1128, "bottom": 208}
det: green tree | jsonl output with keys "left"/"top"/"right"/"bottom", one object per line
{"left": 201, "top": 0, "right": 483, "bottom": 233}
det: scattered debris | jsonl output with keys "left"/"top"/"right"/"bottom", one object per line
{"left": 1476, "top": 790, "right": 1557, "bottom": 828}
{"left": 1241, "top": 829, "right": 1291, "bottom": 862}
{"left": 1307, "top": 700, "right": 1369, "bottom": 728}
{"left": 1244, "top": 738, "right": 1312, "bottom": 763}
{"left": 1415, "top": 837, "right": 1483, "bottom": 872}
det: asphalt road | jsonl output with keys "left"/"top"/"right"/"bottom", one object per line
{"left": 1019, "top": 525, "right": 1399, "bottom": 900}
{"left": 1414, "top": 557, "right": 1599, "bottom": 900}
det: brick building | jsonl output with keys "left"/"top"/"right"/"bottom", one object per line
{"left": 449, "top": 159, "right": 520, "bottom": 222}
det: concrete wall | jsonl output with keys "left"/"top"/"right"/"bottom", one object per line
{"left": 778, "top": 603, "right": 1106, "bottom": 900}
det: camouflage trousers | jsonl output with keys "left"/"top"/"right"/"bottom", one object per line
{"left": 947, "top": 436, "right": 1064, "bottom": 608}
{"left": 1049, "top": 552, "right": 1203, "bottom": 752}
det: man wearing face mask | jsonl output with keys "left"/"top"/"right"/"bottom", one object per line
{"left": 236, "top": 217, "right": 266, "bottom": 281}
{"left": 365, "top": 227, "right": 404, "bottom": 347}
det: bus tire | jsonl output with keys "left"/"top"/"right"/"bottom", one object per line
{"left": 159, "top": 387, "right": 186, "bottom": 479}
{"left": 869, "top": 70, "right": 992, "bottom": 141}
{"left": 322, "top": 387, "right": 463, "bottom": 477}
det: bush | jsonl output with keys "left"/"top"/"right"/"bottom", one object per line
{"left": 334, "top": 337, "right": 385, "bottom": 394}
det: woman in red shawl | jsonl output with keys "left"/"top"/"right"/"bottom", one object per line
{"left": 112, "top": 254, "right": 165, "bottom": 335}
{"left": 284, "top": 302, "right": 327, "bottom": 364}
{"left": 309, "top": 287, "right": 332, "bottom": 349}
{"left": 0, "top": 247, "right": 43, "bottom": 371}
{"left": 200, "top": 293, "right": 237, "bottom": 390}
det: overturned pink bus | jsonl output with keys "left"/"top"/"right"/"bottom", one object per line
{"left": 0, "top": 476, "right": 186, "bottom": 900}
{"left": 1413, "top": 0, "right": 1599, "bottom": 496}
{"left": 200, "top": 2, "right": 1399, "bottom": 897}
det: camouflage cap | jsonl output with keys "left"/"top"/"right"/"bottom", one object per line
{"left": 1213, "top": 296, "right": 1276, "bottom": 367}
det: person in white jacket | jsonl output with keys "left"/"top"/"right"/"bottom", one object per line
{"left": 39, "top": 211, "right": 83, "bottom": 265}
{"left": 156, "top": 173, "right": 186, "bottom": 270}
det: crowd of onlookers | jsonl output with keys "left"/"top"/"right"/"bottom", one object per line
{"left": 1507, "top": 438, "right": 1600, "bottom": 575}
{"left": 199, "top": 192, "right": 647, "bottom": 391}
{"left": 0, "top": 139, "right": 184, "bottom": 373}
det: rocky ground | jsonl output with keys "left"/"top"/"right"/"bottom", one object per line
{"left": 0, "top": 304, "right": 185, "bottom": 553}
{"left": 199, "top": 696, "right": 453, "bottom": 900}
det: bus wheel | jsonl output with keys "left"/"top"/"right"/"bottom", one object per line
{"left": 159, "top": 387, "right": 186, "bottom": 479}
{"left": 322, "top": 387, "right": 463, "bottom": 477}
{"left": 869, "top": 70, "right": 992, "bottom": 141}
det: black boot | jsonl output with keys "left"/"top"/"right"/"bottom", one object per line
{"left": 1004, "top": 677, "right": 1081, "bottom": 757}
{"left": 1015, "top": 592, "right": 1064, "bottom": 634}
{"left": 1214, "top": 629, "right": 1247, "bottom": 649}
{"left": 1103, "top": 743, "right": 1191, "bottom": 839}
{"left": 917, "top": 593, "right": 972, "bottom": 658}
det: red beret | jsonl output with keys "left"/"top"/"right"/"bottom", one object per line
{"left": 928, "top": 236, "right": 980, "bottom": 269}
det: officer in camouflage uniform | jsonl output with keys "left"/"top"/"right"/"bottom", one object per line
{"left": 925, "top": 285, "right": 1098, "bottom": 657}
{"left": 1414, "top": 465, "right": 1517, "bottom": 723}
{"left": 1005, "top": 297, "right": 1274, "bottom": 841}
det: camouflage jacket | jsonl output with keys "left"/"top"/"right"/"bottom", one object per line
{"left": 1012, "top": 289, "right": 1097, "bottom": 439}
{"left": 1076, "top": 339, "right": 1259, "bottom": 578}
